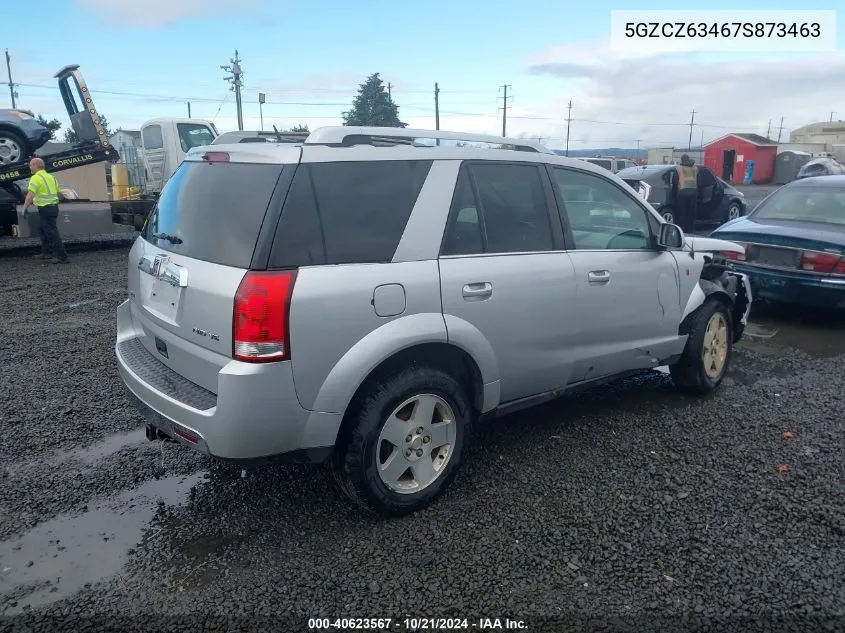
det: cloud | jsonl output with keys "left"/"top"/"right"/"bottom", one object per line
{"left": 520, "top": 40, "right": 845, "bottom": 149}
{"left": 75, "top": 0, "right": 264, "bottom": 28}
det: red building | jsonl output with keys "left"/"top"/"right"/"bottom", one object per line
{"left": 703, "top": 133, "right": 778, "bottom": 184}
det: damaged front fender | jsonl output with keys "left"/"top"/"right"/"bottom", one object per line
{"left": 681, "top": 255, "right": 753, "bottom": 343}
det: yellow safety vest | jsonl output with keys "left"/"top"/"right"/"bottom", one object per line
{"left": 677, "top": 165, "right": 698, "bottom": 190}
{"left": 28, "top": 169, "right": 60, "bottom": 207}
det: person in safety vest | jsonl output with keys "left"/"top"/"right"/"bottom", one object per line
{"left": 674, "top": 154, "right": 699, "bottom": 234}
{"left": 23, "top": 157, "right": 69, "bottom": 263}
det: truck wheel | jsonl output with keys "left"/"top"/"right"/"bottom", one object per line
{"left": 670, "top": 298, "right": 734, "bottom": 395}
{"left": 0, "top": 130, "right": 28, "bottom": 166}
{"left": 333, "top": 366, "right": 472, "bottom": 516}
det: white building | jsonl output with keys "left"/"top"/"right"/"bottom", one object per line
{"left": 789, "top": 121, "right": 845, "bottom": 146}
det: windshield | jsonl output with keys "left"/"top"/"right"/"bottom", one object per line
{"left": 176, "top": 123, "right": 216, "bottom": 152}
{"left": 752, "top": 185, "right": 845, "bottom": 225}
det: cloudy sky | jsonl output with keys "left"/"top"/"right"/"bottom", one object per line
{"left": 5, "top": 0, "right": 844, "bottom": 151}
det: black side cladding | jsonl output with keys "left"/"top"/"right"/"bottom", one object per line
{"left": 267, "top": 160, "right": 433, "bottom": 268}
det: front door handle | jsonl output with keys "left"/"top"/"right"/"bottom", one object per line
{"left": 587, "top": 270, "right": 611, "bottom": 285}
{"left": 462, "top": 282, "right": 493, "bottom": 300}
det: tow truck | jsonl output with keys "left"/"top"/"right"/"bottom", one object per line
{"left": 0, "top": 65, "right": 126, "bottom": 243}
{"left": 0, "top": 65, "right": 119, "bottom": 186}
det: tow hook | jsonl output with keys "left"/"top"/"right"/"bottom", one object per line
{"left": 145, "top": 423, "right": 173, "bottom": 442}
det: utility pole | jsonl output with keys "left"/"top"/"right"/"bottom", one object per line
{"left": 5, "top": 49, "right": 17, "bottom": 109}
{"left": 777, "top": 116, "right": 784, "bottom": 143}
{"left": 434, "top": 82, "right": 440, "bottom": 131}
{"left": 635, "top": 139, "right": 641, "bottom": 160}
{"left": 187, "top": 102, "right": 192, "bottom": 118}
{"left": 831, "top": 112, "right": 837, "bottom": 122}
{"left": 498, "top": 84, "right": 512, "bottom": 137}
{"left": 221, "top": 50, "right": 244, "bottom": 131}
{"left": 565, "top": 100, "right": 573, "bottom": 156}
{"left": 387, "top": 82, "right": 392, "bottom": 102}
{"left": 688, "top": 109, "right": 696, "bottom": 151}
{"left": 766, "top": 119, "right": 771, "bottom": 138}
{"left": 258, "top": 93, "right": 265, "bottom": 131}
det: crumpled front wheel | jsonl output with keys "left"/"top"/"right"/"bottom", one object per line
{"left": 670, "top": 298, "right": 734, "bottom": 395}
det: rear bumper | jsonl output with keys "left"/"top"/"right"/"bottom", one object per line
{"left": 729, "top": 263, "right": 845, "bottom": 309}
{"left": 114, "top": 299, "right": 341, "bottom": 460}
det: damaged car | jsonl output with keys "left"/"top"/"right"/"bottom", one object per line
{"left": 0, "top": 109, "right": 52, "bottom": 166}
{"left": 115, "top": 126, "right": 752, "bottom": 516}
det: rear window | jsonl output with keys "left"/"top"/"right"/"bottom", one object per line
{"left": 752, "top": 185, "right": 845, "bottom": 225}
{"left": 269, "top": 160, "right": 432, "bottom": 267}
{"left": 141, "top": 161, "right": 283, "bottom": 268}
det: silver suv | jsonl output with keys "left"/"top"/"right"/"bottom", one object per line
{"left": 115, "top": 126, "right": 752, "bottom": 516}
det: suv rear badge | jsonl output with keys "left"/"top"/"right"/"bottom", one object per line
{"left": 192, "top": 327, "right": 220, "bottom": 342}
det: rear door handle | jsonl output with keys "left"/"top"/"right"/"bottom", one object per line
{"left": 462, "top": 282, "right": 493, "bottom": 300}
{"left": 587, "top": 270, "right": 611, "bottom": 284}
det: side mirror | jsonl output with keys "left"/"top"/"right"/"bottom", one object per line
{"left": 657, "top": 222, "right": 685, "bottom": 249}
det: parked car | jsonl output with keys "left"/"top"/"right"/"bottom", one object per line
{"left": 0, "top": 109, "right": 52, "bottom": 166}
{"left": 712, "top": 175, "right": 845, "bottom": 309}
{"left": 796, "top": 157, "right": 845, "bottom": 179}
{"left": 617, "top": 164, "right": 747, "bottom": 231}
{"left": 115, "top": 127, "right": 751, "bottom": 516}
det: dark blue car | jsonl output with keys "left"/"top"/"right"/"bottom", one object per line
{"left": 711, "top": 175, "right": 845, "bottom": 309}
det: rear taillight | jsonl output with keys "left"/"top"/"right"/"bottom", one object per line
{"left": 233, "top": 270, "right": 297, "bottom": 363}
{"left": 723, "top": 243, "right": 747, "bottom": 261}
{"left": 799, "top": 250, "right": 845, "bottom": 274}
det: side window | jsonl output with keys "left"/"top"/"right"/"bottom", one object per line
{"left": 142, "top": 125, "right": 163, "bottom": 150}
{"left": 269, "top": 160, "right": 432, "bottom": 267}
{"left": 469, "top": 163, "right": 553, "bottom": 254}
{"left": 441, "top": 170, "right": 483, "bottom": 256}
{"left": 552, "top": 167, "right": 653, "bottom": 250}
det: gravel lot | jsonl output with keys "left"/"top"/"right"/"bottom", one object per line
{"left": 0, "top": 248, "right": 843, "bottom": 633}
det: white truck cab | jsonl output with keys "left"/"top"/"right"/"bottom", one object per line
{"left": 140, "top": 118, "right": 218, "bottom": 194}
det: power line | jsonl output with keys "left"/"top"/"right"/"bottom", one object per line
{"left": 10, "top": 80, "right": 777, "bottom": 130}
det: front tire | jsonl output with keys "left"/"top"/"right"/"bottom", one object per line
{"left": 670, "top": 298, "right": 733, "bottom": 395}
{"left": 333, "top": 365, "right": 473, "bottom": 516}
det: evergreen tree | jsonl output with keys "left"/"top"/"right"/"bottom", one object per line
{"left": 342, "top": 73, "right": 406, "bottom": 128}
{"left": 35, "top": 114, "right": 62, "bottom": 140}
{"left": 285, "top": 124, "right": 310, "bottom": 133}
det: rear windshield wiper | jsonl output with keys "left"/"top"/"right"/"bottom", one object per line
{"left": 152, "top": 232, "right": 183, "bottom": 245}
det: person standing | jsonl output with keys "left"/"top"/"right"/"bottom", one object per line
{"left": 675, "top": 154, "right": 699, "bottom": 234}
{"left": 23, "top": 157, "right": 69, "bottom": 263}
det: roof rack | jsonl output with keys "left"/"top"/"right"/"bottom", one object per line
{"left": 304, "top": 126, "right": 553, "bottom": 154}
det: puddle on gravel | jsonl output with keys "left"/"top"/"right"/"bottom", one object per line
{"left": 5, "top": 429, "right": 148, "bottom": 477}
{"left": 743, "top": 305, "right": 845, "bottom": 358}
{"left": 0, "top": 471, "right": 205, "bottom": 615}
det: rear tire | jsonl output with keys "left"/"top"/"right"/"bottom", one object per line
{"left": 0, "top": 129, "right": 29, "bottom": 166}
{"left": 661, "top": 209, "right": 675, "bottom": 224}
{"left": 670, "top": 298, "right": 734, "bottom": 395}
{"left": 332, "top": 365, "right": 473, "bottom": 516}
{"left": 727, "top": 202, "right": 742, "bottom": 221}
